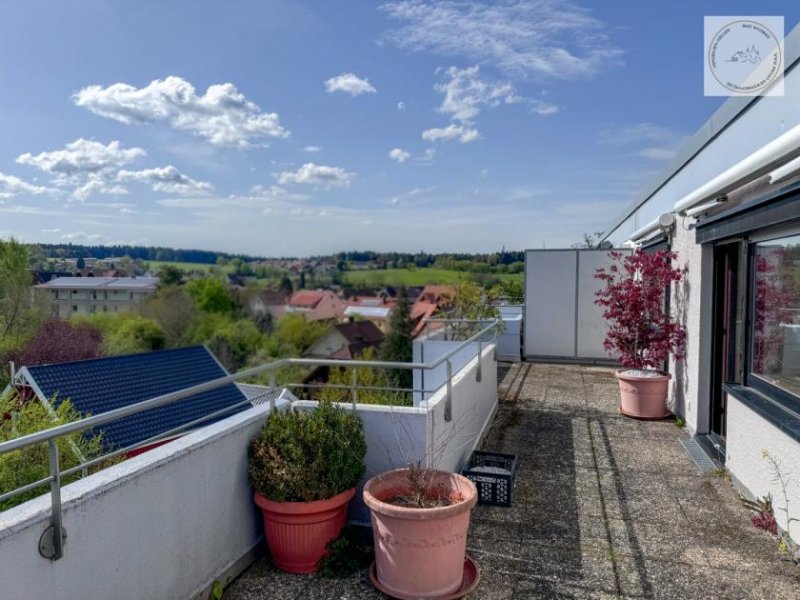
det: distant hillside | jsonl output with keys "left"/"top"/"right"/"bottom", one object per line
{"left": 32, "top": 244, "right": 264, "bottom": 265}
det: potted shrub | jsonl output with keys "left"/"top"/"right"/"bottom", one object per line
{"left": 363, "top": 464, "right": 479, "bottom": 599}
{"left": 594, "top": 249, "right": 687, "bottom": 419}
{"left": 248, "top": 401, "right": 366, "bottom": 573}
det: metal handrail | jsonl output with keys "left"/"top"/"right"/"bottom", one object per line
{"left": 1, "top": 318, "right": 501, "bottom": 560}
{"left": 0, "top": 319, "right": 500, "bottom": 457}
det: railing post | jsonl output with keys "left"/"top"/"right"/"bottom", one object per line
{"left": 419, "top": 342, "right": 425, "bottom": 403}
{"left": 444, "top": 359, "right": 452, "bottom": 422}
{"left": 40, "top": 440, "right": 65, "bottom": 560}
{"left": 351, "top": 367, "right": 358, "bottom": 408}
{"left": 269, "top": 371, "right": 277, "bottom": 411}
{"left": 476, "top": 341, "right": 482, "bottom": 382}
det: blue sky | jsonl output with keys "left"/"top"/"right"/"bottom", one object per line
{"left": 0, "top": 1, "right": 797, "bottom": 256}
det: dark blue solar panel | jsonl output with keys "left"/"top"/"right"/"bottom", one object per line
{"left": 26, "top": 346, "right": 249, "bottom": 450}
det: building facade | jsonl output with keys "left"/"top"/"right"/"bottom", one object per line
{"left": 36, "top": 276, "right": 159, "bottom": 317}
{"left": 603, "top": 25, "right": 800, "bottom": 543}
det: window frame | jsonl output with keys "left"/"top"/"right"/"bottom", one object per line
{"left": 744, "top": 226, "right": 800, "bottom": 415}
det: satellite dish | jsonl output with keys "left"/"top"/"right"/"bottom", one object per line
{"left": 598, "top": 240, "right": 613, "bottom": 249}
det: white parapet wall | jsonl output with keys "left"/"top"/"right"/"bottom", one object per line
{"left": 496, "top": 308, "right": 522, "bottom": 362}
{"left": 421, "top": 344, "right": 499, "bottom": 473}
{"left": 295, "top": 343, "right": 499, "bottom": 523}
{"left": 0, "top": 345, "right": 499, "bottom": 599}
{"left": 0, "top": 400, "right": 289, "bottom": 600}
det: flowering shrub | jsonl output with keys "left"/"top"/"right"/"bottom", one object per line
{"left": 594, "top": 249, "right": 686, "bottom": 370}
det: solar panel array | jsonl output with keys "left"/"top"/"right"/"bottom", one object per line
{"left": 27, "top": 346, "right": 249, "bottom": 451}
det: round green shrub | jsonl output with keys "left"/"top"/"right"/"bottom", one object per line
{"left": 248, "top": 401, "right": 367, "bottom": 502}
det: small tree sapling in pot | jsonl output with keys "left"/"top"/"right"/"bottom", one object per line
{"left": 594, "top": 249, "right": 687, "bottom": 418}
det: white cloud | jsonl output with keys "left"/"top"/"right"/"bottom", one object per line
{"left": 437, "top": 66, "right": 522, "bottom": 122}
{"left": 16, "top": 139, "right": 146, "bottom": 201}
{"left": 73, "top": 76, "right": 289, "bottom": 147}
{"left": 324, "top": 73, "right": 377, "bottom": 96}
{"left": 424, "top": 66, "right": 549, "bottom": 144}
{"left": 17, "top": 139, "right": 145, "bottom": 179}
{"left": 72, "top": 177, "right": 129, "bottom": 202}
{"left": 275, "top": 162, "right": 355, "bottom": 189}
{"left": 397, "top": 101, "right": 406, "bottom": 112}
{"left": 0, "top": 172, "right": 56, "bottom": 199}
{"left": 422, "top": 124, "right": 479, "bottom": 144}
{"left": 248, "top": 184, "right": 310, "bottom": 202}
{"left": 41, "top": 228, "right": 62, "bottom": 234}
{"left": 117, "top": 165, "right": 214, "bottom": 196}
{"left": 389, "top": 148, "right": 411, "bottom": 163}
{"left": 598, "top": 123, "right": 686, "bottom": 160}
{"left": 59, "top": 231, "right": 112, "bottom": 242}
{"left": 302, "top": 145, "right": 322, "bottom": 153}
{"left": 639, "top": 147, "right": 677, "bottom": 160}
{"left": 531, "top": 100, "right": 560, "bottom": 116}
{"left": 416, "top": 148, "right": 437, "bottom": 164}
{"left": 380, "top": 0, "right": 622, "bottom": 80}
{"left": 158, "top": 185, "right": 308, "bottom": 210}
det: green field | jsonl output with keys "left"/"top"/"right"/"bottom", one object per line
{"left": 146, "top": 260, "right": 230, "bottom": 273}
{"left": 343, "top": 268, "right": 522, "bottom": 287}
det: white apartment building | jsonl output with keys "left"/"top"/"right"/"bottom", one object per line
{"left": 36, "top": 276, "right": 159, "bottom": 317}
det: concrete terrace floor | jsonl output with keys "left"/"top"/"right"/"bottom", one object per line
{"left": 225, "top": 363, "right": 800, "bottom": 599}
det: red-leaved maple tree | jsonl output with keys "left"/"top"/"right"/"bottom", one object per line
{"left": 594, "top": 249, "right": 686, "bottom": 370}
{"left": 10, "top": 319, "right": 103, "bottom": 368}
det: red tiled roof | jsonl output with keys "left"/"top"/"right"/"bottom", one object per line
{"left": 289, "top": 290, "right": 324, "bottom": 308}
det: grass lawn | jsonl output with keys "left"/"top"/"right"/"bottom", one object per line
{"left": 146, "top": 260, "right": 230, "bottom": 273}
{"left": 343, "top": 268, "right": 522, "bottom": 287}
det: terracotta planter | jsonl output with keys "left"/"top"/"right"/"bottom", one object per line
{"left": 363, "top": 469, "right": 478, "bottom": 599}
{"left": 615, "top": 370, "right": 671, "bottom": 419}
{"left": 253, "top": 487, "right": 354, "bottom": 573}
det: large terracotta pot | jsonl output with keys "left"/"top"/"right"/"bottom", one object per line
{"left": 616, "top": 370, "right": 671, "bottom": 419}
{"left": 363, "top": 468, "right": 478, "bottom": 599}
{"left": 253, "top": 487, "right": 354, "bottom": 573}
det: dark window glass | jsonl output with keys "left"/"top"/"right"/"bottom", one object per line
{"left": 751, "top": 234, "right": 800, "bottom": 397}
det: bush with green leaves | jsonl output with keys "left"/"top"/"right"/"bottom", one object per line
{"left": 0, "top": 393, "right": 109, "bottom": 510}
{"left": 248, "top": 401, "right": 366, "bottom": 502}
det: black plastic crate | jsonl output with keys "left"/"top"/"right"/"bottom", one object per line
{"left": 462, "top": 450, "right": 518, "bottom": 507}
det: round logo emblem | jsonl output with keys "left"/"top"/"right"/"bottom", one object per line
{"left": 708, "top": 20, "right": 782, "bottom": 93}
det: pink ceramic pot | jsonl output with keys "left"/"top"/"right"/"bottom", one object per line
{"left": 615, "top": 370, "right": 671, "bottom": 419}
{"left": 254, "top": 487, "right": 354, "bottom": 574}
{"left": 363, "top": 468, "right": 478, "bottom": 600}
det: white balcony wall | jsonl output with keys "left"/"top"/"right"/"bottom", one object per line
{"left": 421, "top": 345, "right": 498, "bottom": 473}
{"left": 291, "top": 401, "right": 428, "bottom": 524}
{"left": 294, "top": 343, "right": 498, "bottom": 524}
{"left": 0, "top": 344, "right": 499, "bottom": 598}
{"left": 0, "top": 401, "right": 290, "bottom": 600}
{"left": 412, "top": 340, "right": 483, "bottom": 405}
{"left": 497, "top": 311, "right": 522, "bottom": 362}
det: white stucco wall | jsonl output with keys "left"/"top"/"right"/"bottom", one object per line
{"left": 726, "top": 395, "right": 800, "bottom": 540}
{"left": 421, "top": 345, "right": 499, "bottom": 473}
{"left": 667, "top": 222, "right": 714, "bottom": 435}
{"left": 0, "top": 401, "right": 288, "bottom": 600}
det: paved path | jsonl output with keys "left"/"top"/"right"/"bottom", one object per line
{"left": 226, "top": 363, "right": 800, "bottom": 599}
